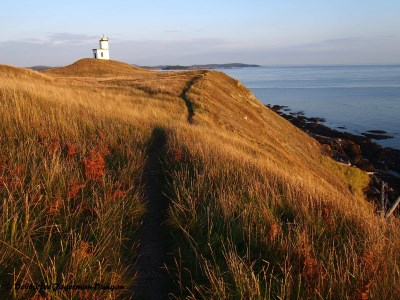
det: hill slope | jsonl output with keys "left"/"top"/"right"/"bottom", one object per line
{"left": 44, "top": 58, "right": 152, "bottom": 77}
{"left": 0, "top": 60, "right": 399, "bottom": 299}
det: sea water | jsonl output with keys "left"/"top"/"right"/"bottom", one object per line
{"left": 220, "top": 65, "right": 400, "bottom": 150}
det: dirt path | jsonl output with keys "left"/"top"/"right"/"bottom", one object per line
{"left": 180, "top": 73, "right": 206, "bottom": 123}
{"left": 134, "top": 128, "right": 169, "bottom": 300}
{"left": 133, "top": 74, "right": 205, "bottom": 298}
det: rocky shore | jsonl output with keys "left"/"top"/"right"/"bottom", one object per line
{"left": 267, "top": 104, "right": 400, "bottom": 209}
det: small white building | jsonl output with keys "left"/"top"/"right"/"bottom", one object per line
{"left": 92, "top": 35, "right": 110, "bottom": 60}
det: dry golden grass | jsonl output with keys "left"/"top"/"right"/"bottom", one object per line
{"left": 0, "top": 59, "right": 399, "bottom": 299}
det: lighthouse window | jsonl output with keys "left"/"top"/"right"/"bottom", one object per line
{"left": 101, "top": 52, "right": 103, "bottom": 57}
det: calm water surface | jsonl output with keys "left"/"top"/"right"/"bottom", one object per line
{"left": 220, "top": 65, "right": 400, "bottom": 149}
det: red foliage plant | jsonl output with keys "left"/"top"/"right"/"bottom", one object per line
{"left": 111, "top": 189, "right": 127, "bottom": 200}
{"left": 67, "top": 143, "right": 79, "bottom": 157}
{"left": 82, "top": 150, "right": 106, "bottom": 183}
{"left": 97, "top": 144, "right": 110, "bottom": 156}
{"left": 0, "top": 157, "right": 7, "bottom": 172}
{"left": 267, "top": 223, "right": 280, "bottom": 242}
{"left": 37, "top": 129, "right": 62, "bottom": 155}
{"left": 173, "top": 148, "right": 183, "bottom": 162}
{"left": 67, "top": 179, "right": 86, "bottom": 199}
{"left": 0, "top": 161, "right": 24, "bottom": 190}
{"left": 354, "top": 280, "right": 373, "bottom": 300}
{"left": 49, "top": 139, "right": 61, "bottom": 154}
{"left": 38, "top": 129, "right": 46, "bottom": 140}
{"left": 98, "top": 130, "right": 106, "bottom": 141}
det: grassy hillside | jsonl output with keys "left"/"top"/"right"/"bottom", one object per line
{"left": 0, "top": 59, "right": 399, "bottom": 299}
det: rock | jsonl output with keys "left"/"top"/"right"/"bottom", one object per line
{"left": 354, "top": 159, "right": 375, "bottom": 172}
{"left": 367, "top": 130, "right": 388, "bottom": 134}
{"left": 307, "top": 117, "right": 326, "bottom": 123}
{"left": 270, "top": 104, "right": 287, "bottom": 112}
{"left": 362, "top": 132, "right": 394, "bottom": 140}
{"left": 269, "top": 104, "right": 400, "bottom": 206}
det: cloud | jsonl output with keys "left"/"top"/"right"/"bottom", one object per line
{"left": 110, "top": 38, "right": 239, "bottom": 64}
{"left": 256, "top": 35, "right": 400, "bottom": 65}
{"left": 0, "top": 40, "right": 90, "bottom": 66}
{"left": 0, "top": 32, "right": 101, "bottom": 66}
{"left": 301, "top": 35, "right": 398, "bottom": 50}
{"left": 0, "top": 32, "right": 99, "bottom": 48}
{"left": 47, "top": 32, "right": 98, "bottom": 44}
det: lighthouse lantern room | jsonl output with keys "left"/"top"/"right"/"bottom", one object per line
{"left": 93, "top": 35, "right": 110, "bottom": 60}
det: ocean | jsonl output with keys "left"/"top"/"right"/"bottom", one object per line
{"left": 220, "top": 65, "right": 400, "bottom": 150}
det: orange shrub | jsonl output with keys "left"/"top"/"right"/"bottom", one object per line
{"left": 82, "top": 150, "right": 106, "bottom": 183}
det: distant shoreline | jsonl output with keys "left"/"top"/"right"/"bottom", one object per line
{"left": 137, "top": 63, "right": 261, "bottom": 70}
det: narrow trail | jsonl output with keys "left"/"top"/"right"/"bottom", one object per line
{"left": 133, "top": 73, "right": 205, "bottom": 298}
{"left": 180, "top": 73, "right": 206, "bottom": 123}
{"left": 134, "top": 128, "right": 169, "bottom": 300}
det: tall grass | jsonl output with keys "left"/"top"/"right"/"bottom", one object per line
{"left": 164, "top": 127, "right": 400, "bottom": 299}
{"left": 162, "top": 72, "right": 400, "bottom": 299}
{"left": 0, "top": 60, "right": 399, "bottom": 299}
{"left": 0, "top": 66, "right": 152, "bottom": 298}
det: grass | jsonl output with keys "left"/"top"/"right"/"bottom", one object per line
{"left": 0, "top": 58, "right": 399, "bottom": 299}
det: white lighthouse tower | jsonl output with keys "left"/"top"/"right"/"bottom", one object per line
{"left": 92, "top": 35, "right": 110, "bottom": 60}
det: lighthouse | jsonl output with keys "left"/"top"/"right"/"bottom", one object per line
{"left": 92, "top": 35, "right": 110, "bottom": 60}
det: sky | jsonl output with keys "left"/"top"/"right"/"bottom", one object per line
{"left": 1, "top": 0, "right": 400, "bottom": 66}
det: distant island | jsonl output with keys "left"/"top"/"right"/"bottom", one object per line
{"left": 137, "top": 63, "right": 261, "bottom": 70}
